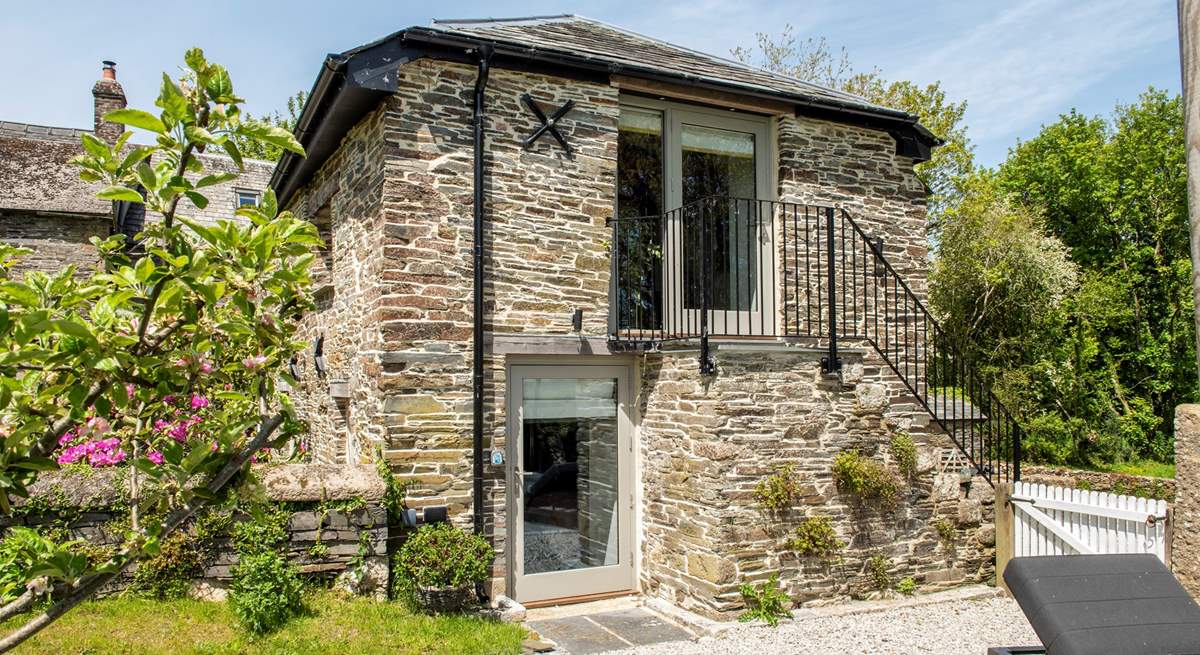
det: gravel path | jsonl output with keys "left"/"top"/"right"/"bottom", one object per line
{"left": 601, "top": 594, "right": 1040, "bottom": 655}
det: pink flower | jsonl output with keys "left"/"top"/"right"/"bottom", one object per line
{"left": 199, "top": 361, "right": 213, "bottom": 374}
{"left": 211, "top": 441, "right": 219, "bottom": 452}
{"left": 163, "top": 395, "right": 176, "bottom": 404}
{"left": 242, "top": 354, "right": 268, "bottom": 370}
{"left": 125, "top": 383, "right": 135, "bottom": 398}
{"left": 147, "top": 451, "right": 164, "bottom": 465}
{"left": 174, "top": 357, "right": 189, "bottom": 368}
{"left": 190, "top": 395, "right": 209, "bottom": 410}
{"left": 169, "top": 423, "right": 188, "bottom": 442}
{"left": 58, "top": 429, "right": 77, "bottom": 446}
{"left": 154, "top": 419, "right": 170, "bottom": 432}
{"left": 298, "top": 441, "right": 307, "bottom": 453}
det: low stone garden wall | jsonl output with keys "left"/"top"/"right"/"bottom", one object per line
{"left": 0, "top": 463, "right": 391, "bottom": 600}
{"left": 1021, "top": 464, "right": 1174, "bottom": 501}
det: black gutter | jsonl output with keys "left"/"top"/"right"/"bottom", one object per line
{"left": 471, "top": 45, "right": 493, "bottom": 543}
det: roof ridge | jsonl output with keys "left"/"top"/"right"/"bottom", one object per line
{"left": 431, "top": 14, "right": 577, "bottom": 27}
{"left": 431, "top": 15, "right": 877, "bottom": 108}
{"left": 563, "top": 15, "right": 875, "bottom": 105}
{"left": 0, "top": 119, "right": 93, "bottom": 142}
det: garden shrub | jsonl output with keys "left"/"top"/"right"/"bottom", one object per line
{"left": 130, "top": 530, "right": 207, "bottom": 599}
{"left": 229, "top": 550, "right": 305, "bottom": 634}
{"left": 0, "top": 528, "right": 68, "bottom": 604}
{"left": 738, "top": 573, "right": 790, "bottom": 627}
{"left": 866, "top": 555, "right": 891, "bottom": 591}
{"left": 753, "top": 464, "right": 801, "bottom": 512}
{"left": 785, "top": 516, "right": 843, "bottom": 558}
{"left": 831, "top": 450, "right": 899, "bottom": 508}
{"left": 897, "top": 576, "right": 916, "bottom": 596}
{"left": 393, "top": 523, "right": 493, "bottom": 602}
{"left": 890, "top": 432, "right": 918, "bottom": 480}
{"left": 231, "top": 506, "right": 290, "bottom": 556}
{"left": 935, "top": 518, "right": 957, "bottom": 550}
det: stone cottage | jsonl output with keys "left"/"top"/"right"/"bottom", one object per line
{"left": 0, "top": 20, "right": 1016, "bottom": 617}
{"left": 275, "top": 15, "right": 1017, "bottom": 616}
{"left": 0, "top": 61, "right": 273, "bottom": 277}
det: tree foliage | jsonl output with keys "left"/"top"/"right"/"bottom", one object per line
{"left": 0, "top": 49, "right": 314, "bottom": 651}
{"left": 229, "top": 91, "right": 307, "bottom": 162}
{"left": 732, "top": 25, "right": 974, "bottom": 218}
{"left": 934, "top": 89, "right": 1192, "bottom": 465}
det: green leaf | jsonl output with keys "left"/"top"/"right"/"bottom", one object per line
{"left": 97, "top": 186, "right": 144, "bottom": 203}
{"left": 136, "top": 162, "right": 157, "bottom": 190}
{"left": 157, "top": 73, "right": 188, "bottom": 124}
{"left": 50, "top": 319, "right": 94, "bottom": 341}
{"left": 0, "top": 283, "right": 38, "bottom": 307}
{"left": 221, "top": 138, "right": 244, "bottom": 170}
{"left": 134, "top": 254, "right": 155, "bottom": 282}
{"left": 238, "top": 121, "right": 305, "bottom": 156}
{"left": 184, "top": 48, "right": 207, "bottom": 74}
{"left": 80, "top": 133, "right": 110, "bottom": 158}
{"left": 10, "top": 458, "right": 58, "bottom": 472}
{"left": 184, "top": 125, "right": 219, "bottom": 145}
{"left": 205, "top": 65, "right": 234, "bottom": 103}
{"left": 195, "top": 172, "right": 237, "bottom": 188}
{"left": 185, "top": 191, "right": 209, "bottom": 210}
{"left": 103, "top": 109, "right": 166, "bottom": 134}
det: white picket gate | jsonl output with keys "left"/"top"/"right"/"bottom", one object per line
{"left": 1009, "top": 481, "right": 1171, "bottom": 563}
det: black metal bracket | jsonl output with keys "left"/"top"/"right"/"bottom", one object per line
{"left": 521, "top": 93, "right": 574, "bottom": 156}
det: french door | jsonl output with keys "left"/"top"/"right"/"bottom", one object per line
{"left": 507, "top": 365, "right": 634, "bottom": 604}
{"left": 616, "top": 100, "right": 774, "bottom": 337}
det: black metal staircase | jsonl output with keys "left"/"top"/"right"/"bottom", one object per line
{"left": 609, "top": 196, "right": 1022, "bottom": 486}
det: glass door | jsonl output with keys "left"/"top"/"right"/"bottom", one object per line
{"left": 508, "top": 365, "right": 634, "bottom": 604}
{"left": 669, "top": 109, "right": 773, "bottom": 336}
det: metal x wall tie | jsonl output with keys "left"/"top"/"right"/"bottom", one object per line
{"left": 521, "top": 93, "right": 575, "bottom": 156}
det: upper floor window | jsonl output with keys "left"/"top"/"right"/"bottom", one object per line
{"left": 234, "top": 189, "right": 260, "bottom": 208}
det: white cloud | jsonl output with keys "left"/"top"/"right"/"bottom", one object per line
{"left": 889, "top": 0, "right": 1176, "bottom": 143}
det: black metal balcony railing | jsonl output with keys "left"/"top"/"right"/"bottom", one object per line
{"left": 608, "top": 196, "right": 1022, "bottom": 486}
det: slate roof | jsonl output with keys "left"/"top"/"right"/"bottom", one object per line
{"left": 0, "top": 120, "right": 274, "bottom": 222}
{"left": 426, "top": 15, "right": 906, "bottom": 119}
{"left": 0, "top": 121, "right": 110, "bottom": 216}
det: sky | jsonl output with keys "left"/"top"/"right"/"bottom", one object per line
{"left": 0, "top": 0, "right": 1183, "bottom": 167}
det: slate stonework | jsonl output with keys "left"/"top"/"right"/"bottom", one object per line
{"left": 637, "top": 347, "right": 994, "bottom": 617}
{"left": 283, "top": 55, "right": 991, "bottom": 613}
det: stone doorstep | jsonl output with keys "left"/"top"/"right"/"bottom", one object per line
{"left": 645, "top": 584, "right": 1005, "bottom": 639}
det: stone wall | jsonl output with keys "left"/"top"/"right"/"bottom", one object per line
{"left": 1174, "top": 404, "right": 1200, "bottom": 596}
{"left": 0, "top": 210, "right": 109, "bottom": 276}
{"left": 638, "top": 346, "right": 994, "bottom": 618}
{"left": 1022, "top": 464, "right": 1174, "bottom": 501}
{"left": 284, "top": 58, "right": 619, "bottom": 594}
{"left": 0, "top": 464, "right": 390, "bottom": 599}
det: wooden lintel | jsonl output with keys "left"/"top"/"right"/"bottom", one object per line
{"left": 610, "top": 74, "right": 794, "bottom": 116}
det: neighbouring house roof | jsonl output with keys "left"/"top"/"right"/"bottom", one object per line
{"left": 0, "top": 120, "right": 274, "bottom": 224}
{"left": 0, "top": 121, "right": 111, "bottom": 216}
{"left": 271, "top": 15, "right": 942, "bottom": 207}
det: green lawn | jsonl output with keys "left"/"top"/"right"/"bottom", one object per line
{"left": 1, "top": 593, "right": 526, "bottom": 655}
{"left": 1097, "top": 459, "right": 1175, "bottom": 479}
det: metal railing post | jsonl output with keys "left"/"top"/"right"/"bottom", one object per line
{"left": 821, "top": 206, "right": 841, "bottom": 373}
{"left": 699, "top": 199, "right": 716, "bottom": 375}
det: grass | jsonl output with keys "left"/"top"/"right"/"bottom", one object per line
{"left": 0, "top": 592, "right": 526, "bottom": 655}
{"left": 1097, "top": 460, "right": 1175, "bottom": 479}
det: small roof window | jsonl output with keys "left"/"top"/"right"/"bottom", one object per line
{"left": 235, "top": 189, "right": 260, "bottom": 208}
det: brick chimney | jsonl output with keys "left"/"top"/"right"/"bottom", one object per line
{"left": 92, "top": 61, "right": 126, "bottom": 144}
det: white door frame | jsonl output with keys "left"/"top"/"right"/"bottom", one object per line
{"left": 506, "top": 362, "right": 636, "bottom": 604}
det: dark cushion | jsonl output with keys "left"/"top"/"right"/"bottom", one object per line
{"left": 1004, "top": 554, "right": 1200, "bottom": 655}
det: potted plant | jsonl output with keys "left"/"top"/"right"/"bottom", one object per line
{"left": 393, "top": 522, "right": 493, "bottom": 612}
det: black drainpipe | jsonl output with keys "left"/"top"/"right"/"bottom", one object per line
{"left": 471, "top": 45, "right": 494, "bottom": 541}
